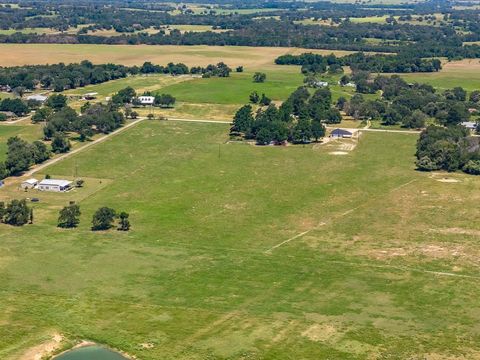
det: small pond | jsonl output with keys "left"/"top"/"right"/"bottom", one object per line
{"left": 54, "top": 345, "right": 128, "bottom": 360}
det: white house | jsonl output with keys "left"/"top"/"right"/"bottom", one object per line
{"left": 461, "top": 121, "right": 477, "bottom": 131}
{"left": 26, "top": 94, "right": 48, "bottom": 103}
{"left": 138, "top": 96, "right": 155, "bottom": 105}
{"left": 313, "top": 81, "right": 329, "bottom": 87}
{"left": 37, "top": 179, "right": 72, "bottom": 192}
{"left": 21, "top": 178, "right": 38, "bottom": 189}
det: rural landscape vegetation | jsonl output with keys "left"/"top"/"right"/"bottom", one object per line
{"left": 0, "top": 0, "right": 479, "bottom": 358}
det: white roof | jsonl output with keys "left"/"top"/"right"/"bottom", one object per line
{"left": 138, "top": 96, "right": 155, "bottom": 103}
{"left": 462, "top": 121, "right": 477, "bottom": 129}
{"left": 38, "top": 179, "right": 72, "bottom": 187}
{"left": 22, "top": 178, "right": 38, "bottom": 185}
{"left": 83, "top": 92, "right": 98, "bottom": 96}
{"left": 26, "top": 94, "right": 48, "bottom": 102}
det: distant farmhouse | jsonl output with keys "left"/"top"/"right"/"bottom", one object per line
{"left": 138, "top": 96, "right": 155, "bottom": 105}
{"left": 37, "top": 179, "right": 72, "bottom": 192}
{"left": 330, "top": 128, "right": 354, "bottom": 138}
{"left": 462, "top": 121, "right": 478, "bottom": 131}
{"left": 313, "top": 81, "right": 329, "bottom": 88}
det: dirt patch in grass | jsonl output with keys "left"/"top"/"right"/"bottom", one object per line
{"left": 301, "top": 324, "right": 338, "bottom": 342}
{"left": 19, "top": 333, "right": 63, "bottom": 360}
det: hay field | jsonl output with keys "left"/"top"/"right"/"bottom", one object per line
{"left": 399, "top": 59, "right": 480, "bottom": 91}
{"left": 0, "top": 44, "right": 354, "bottom": 68}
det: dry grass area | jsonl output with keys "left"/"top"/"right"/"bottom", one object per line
{"left": 0, "top": 44, "right": 355, "bottom": 68}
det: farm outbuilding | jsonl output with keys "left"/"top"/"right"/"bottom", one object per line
{"left": 21, "top": 178, "right": 38, "bottom": 189}
{"left": 330, "top": 128, "right": 353, "bottom": 138}
{"left": 37, "top": 179, "right": 72, "bottom": 192}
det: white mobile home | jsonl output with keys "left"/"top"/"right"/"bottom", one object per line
{"left": 138, "top": 96, "right": 155, "bottom": 105}
{"left": 37, "top": 179, "right": 72, "bottom": 192}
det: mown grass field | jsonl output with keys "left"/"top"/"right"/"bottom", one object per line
{"left": 0, "top": 120, "right": 479, "bottom": 359}
{"left": 399, "top": 59, "right": 480, "bottom": 92}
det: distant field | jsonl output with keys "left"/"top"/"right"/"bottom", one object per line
{"left": 0, "top": 25, "right": 89, "bottom": 36}
{"left": 159, "top": 68, "right": 304, "bottom": 105}
{"left": 0, "top": 44, "right": 354, "bottom": 68}
{"left": 1, "top": 120, "right": 480, "bottom": 359}
{"left": 399, "top": 59, "right": 480, "bottom": 91}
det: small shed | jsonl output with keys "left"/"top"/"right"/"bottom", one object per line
{"left": 82, "top": 92, "right": 98, "bottom": 100}
{"left": 37, "top": 179, "right": 72, "bottom": 192}
{"left": 21, "top": 178, "right": 38, "bottom": 189}
{"left": 330, "top": 128, "right": 353, "bottom": 138}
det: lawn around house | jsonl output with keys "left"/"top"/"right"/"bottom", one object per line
{"left": 0, "top": 120, "right": 479, "bottom": 359}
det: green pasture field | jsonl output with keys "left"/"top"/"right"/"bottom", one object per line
{"left": 398, "top": 59, "right": 480, "bottom": 92}
{"left": 0, "top": 120, "right": 479, "bottom": 359}
{"left": 0, "top": 122, "right": 43, "bottom": 161}
{"left": 158, "top": 68, "right": 304, "bottom": 105}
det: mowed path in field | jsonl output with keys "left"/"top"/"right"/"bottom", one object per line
{"left": 0, "top": 44, "right": 354, "bottom": 68}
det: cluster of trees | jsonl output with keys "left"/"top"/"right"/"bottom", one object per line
{"left": 416, "top": 125, "right": 480, "bottom": 174}
{"left": 43, "top": 97, "right": 125, "bottom": 142}
{"left": 58, "top": 204, "right": 130, "bottom": 231}
{"left": 139, "top": 61, "right": 233, "bottom": 77}
{"left": 275, "top": 52, "right": 442, "bottom": 74}
{"left": 0, "top": 199, "right": 33, "bottom": 226}
{"left": 231, "top": 87, "right": 341, "bottom": 144}
{"left": 0, "top": 61, "right": 130, "bottom": 92}
{"left": 0, "top": 98, "right": 29, "bottom": 116}
{"left": 336, "top": 75, "right": 478, "bottom": 129}
{"left": 0, "top": 136, "right": 50, "bottom": 179}
{"left": 112, "top": 87, "right": 176, "bottom": 108}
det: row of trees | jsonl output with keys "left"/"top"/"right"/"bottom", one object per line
{"left": 0, "top": 61, "right": 236, "bottom": 92}
{"left": 275, "top": 52, "right": 442, "bottom": 74}
{"left": 0, "top": 200, "right": 132, "bottom": 229}
{"left": 231, "top": 87, "right": 341, "bottom": 144}
{"left": 58, "top": 204, "right": 130, "bottom": 231}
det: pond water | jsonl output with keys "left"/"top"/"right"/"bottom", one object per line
{"left": 54, "top": 345, "right": 128, "bottom": 360}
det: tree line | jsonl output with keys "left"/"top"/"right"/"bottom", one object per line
{"left": 0, "top": 61, "right": 235, "bottom": 92}
{"left": 0, "top": 198, "right": 131, "bottom": 230}
{"left": 275, "top": 52, "right": 442, "bottom": 74}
